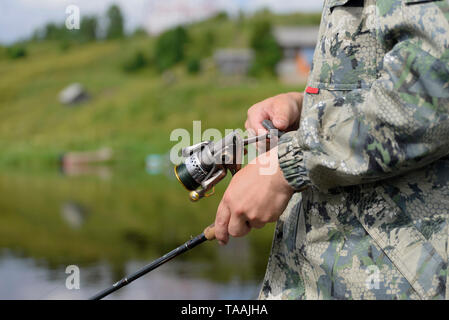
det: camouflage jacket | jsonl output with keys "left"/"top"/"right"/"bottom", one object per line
{"left": 260, "top": 0, "right": 449, "bottom": 299}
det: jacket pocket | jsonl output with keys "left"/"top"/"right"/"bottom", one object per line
{"left": 355, "top": 186, "right": 447, "bottom": 300}
{"left": 405, "top": 0, "right": 443, "bottom": 4}
{"left": 308, "top": 0, "right": 378, "bottom": 90}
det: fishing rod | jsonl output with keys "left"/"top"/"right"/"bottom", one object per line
{"left": 90, "top": 120, "right": 284, "bottom": 300}
{"left": 90, "top": 224, "right": 216, "bottom": 300}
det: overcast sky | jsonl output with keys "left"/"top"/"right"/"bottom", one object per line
{"left": 0, "top": 0, "right": 324, "bottom": 44}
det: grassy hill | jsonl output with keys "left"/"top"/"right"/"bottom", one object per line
{"left": 0, "top": 12, "right": 319, "bottom": 168}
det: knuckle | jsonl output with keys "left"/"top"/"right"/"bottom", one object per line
{"left": 221, "top": 192, "right": 230, "bottom": 202}
{"left": 260, "top": 218, "right": 270, "bottom": 225}
{"left": 257, "top": 215, "right": 270, "bottom": 225}
{"left": 228, "top": 228, "right": 239, "bottom": 238}
{"left": 215, "top": 216, "right": 227, "bottom": 227}
{"left": 249, "top": 102, "right": 263, "bottom": 114}
{"left": 233, "top": 206, "right": 245, "bottom": 217}
{"left": 272, "top": 94, "right": 284, "bottom": 104}
{"left": 246, "top": 212, "right": 257, "bottom": 222}
{"left": 214, "top": 227, "right": 226, "bottom": 239}
{"left": 265, "top": 217, "right": 276, "bottom": 224}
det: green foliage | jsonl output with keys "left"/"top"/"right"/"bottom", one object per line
{"left": 122, "top": 51, "right": 148, "bottom": 73}
{"left": 106, "top": 4, "right": 125, "bottom": 40}
{"left": 249, "top": 20, "right": 282, "bottom": 76}
{"left": 193, "top": 30, "right": 215, "bottom": 59}
{"left": 40, "top": 16, "right": 98, "bottom": 44}
{"left": 132, "top": 27, "right": 148, "bottom": 37}
{"left": 79, "top": 16, "right": 98, "bottom": 43}
{"left": 43, "top": 23, "right": 64, "bottom": 40}
{"left": 154, "top": 26, "right": 189, "bottom": 72}
{"left": 59, "top": 40, "right": 71, "bottom": 52}
{"left": 6, "top": 46, "right": 27, "bottom": 60}
{"left": 186, "top": 57, "right": 201, "bottom": 74}
{"left": 212, "top": 11, "right": 229, "bottom": 22}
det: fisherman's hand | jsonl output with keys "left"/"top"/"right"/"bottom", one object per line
{"left": 245, "top": 92, "right": 303, "bottom": 134}
{"left": 214, "top": 147, "right": 294, "bottom": 245}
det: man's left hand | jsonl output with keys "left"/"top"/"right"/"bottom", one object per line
{"left": 214, "top": 147, "right": 294, "bottom": 245}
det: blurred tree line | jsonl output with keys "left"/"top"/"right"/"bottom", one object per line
{"left": 250, "top": 20, "right": 282, "bottom": 76}
{"left": 3, "top": 6, "right": 320, "bottom": 78}
{"left": 33, "top": 4, "right": 125, "bottom": 45}
{"left": 140, "top": 11, "right": 282, "bottom": 76}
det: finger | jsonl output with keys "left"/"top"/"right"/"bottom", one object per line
{"left": 215, "top": 201, "right": 231, "bottom": 245}
{"left": 273, "top": 108, "right": 293, "bottom": 130}
{"left": 228, "top": 212, "right": 251, "bottom": 238}
{"left": 248, "top": 106, "right": 269, "bottom": 133}
{"left": 272, "top": 105, "right": 295, "bottom": 130}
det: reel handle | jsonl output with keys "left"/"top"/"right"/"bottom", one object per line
{"left": 262, "top": 120, "right": 285, "bottom": 137}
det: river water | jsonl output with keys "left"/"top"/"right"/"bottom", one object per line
{"left": 0, "top": 166, "right": 275, "bottom": 300}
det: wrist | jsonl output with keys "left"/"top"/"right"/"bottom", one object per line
{"left": 276, "top": 163, "right": 295, "bottom": 196}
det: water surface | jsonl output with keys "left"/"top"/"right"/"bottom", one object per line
{"left": 0, "top": 167, "right": 275, "bottom": 299}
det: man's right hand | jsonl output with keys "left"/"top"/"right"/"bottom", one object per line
{"left": 245, "top": 92, "right": 304, "bottom": 135}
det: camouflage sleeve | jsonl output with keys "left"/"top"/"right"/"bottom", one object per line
{"left": 278, "top": 132, "right": 311, "bottom": 191}
{"left": 278, "top": 3, "right": 449, "bottom": 192}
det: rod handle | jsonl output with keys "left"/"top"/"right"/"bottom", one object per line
{"left": 203, "top": 224, "right": 216, "bottom": 241}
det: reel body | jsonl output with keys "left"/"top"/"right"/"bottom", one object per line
{"left": 175, "top": 131, "right": 243, "bottom": 201}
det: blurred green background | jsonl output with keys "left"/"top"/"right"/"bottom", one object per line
{"left": 0, "top": 3, "right": 320, "bottom": 299}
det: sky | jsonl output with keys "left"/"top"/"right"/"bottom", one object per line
{"left": 0, "top": 0, "right": 324, "bottom": 44}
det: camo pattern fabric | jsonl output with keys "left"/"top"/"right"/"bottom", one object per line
{"left": 260, "top": 0, "right": 449, "bottom": 300}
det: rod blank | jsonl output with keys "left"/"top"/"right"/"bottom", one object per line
{"left": 90, "top": 231, "right": 210, "bottom": 300}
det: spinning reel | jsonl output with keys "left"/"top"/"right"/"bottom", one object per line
{"left": 174, "top": 120, "right": 284, "bottom": 201}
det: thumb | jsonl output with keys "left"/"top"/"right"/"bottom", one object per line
{"left": 272, "top": 111, "right": 290, "bottom": 130}
{"left": 272, "top": 103, "right": 298, "bottom": 130}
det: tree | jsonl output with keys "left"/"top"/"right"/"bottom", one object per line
{"left": 7, "top": 46, "right": 27, "bottom": 60}
{"left": 105, "top": 5, "right": 125, "bottom": 39}
{"left": 249, "top": 20, "right": 282, "bottom": 76}
{"left": 122, "top": 51, "right": 148, "bottom": 73}
{"left": 40, "top": 17, "right": 98, "bottom": 46}
{"left": 212, "top": 11, "right": 228, "bottom": 22}
{"left": 186, "top": 57, "right": 201, "bottom": 74}
{"left": 132, "top": 27, "right": 148, "bottom": 37}
{"left": 44, "top": 23, "right": 63, "bottom": 40}
{"left": 154, "top": 26, "right": 189, "bottom": 72}
{"left": 79, "top": 16, "right": 98, "bottom": 42}
{"left": 195, "top": 30, "right": 215, "bottom": 59}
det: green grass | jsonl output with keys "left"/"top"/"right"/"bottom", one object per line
{"left": 0, "top": 13, "right": 314, "bottom": 168}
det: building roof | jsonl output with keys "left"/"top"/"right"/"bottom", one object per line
{"left": 273, "top": 26, "right": 320, "bottom": 48}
